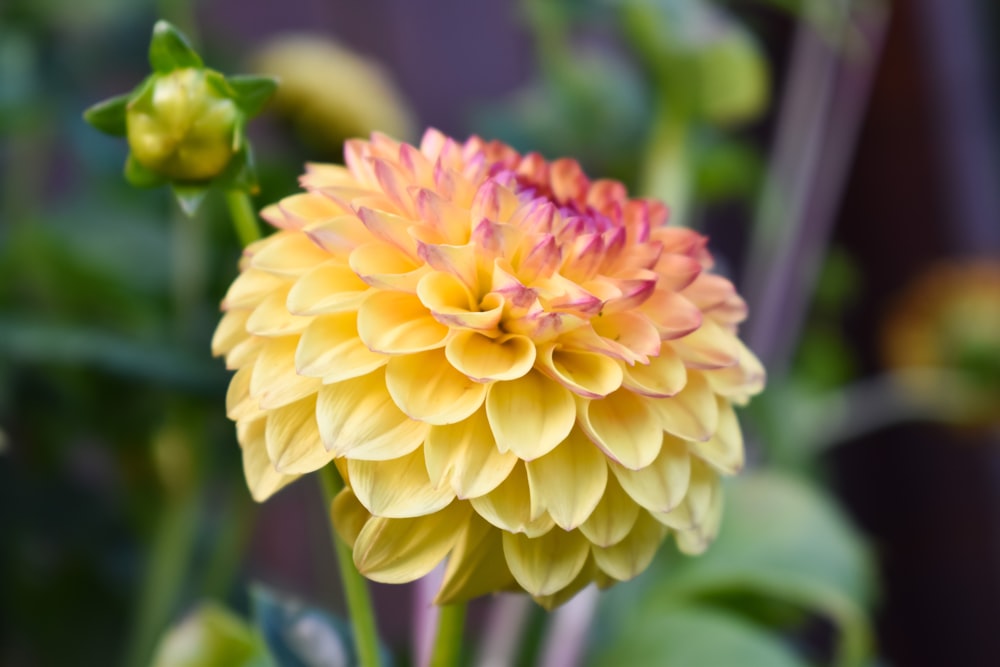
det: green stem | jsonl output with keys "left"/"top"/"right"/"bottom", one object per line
{"left": 318, "top": 466, "right": 381, "bottom": 667}
{"left": 429, "top": 602, "right": 467, "bottom": 667}
{"left": 225, "top": 189, "right": 261, "bottom": 246}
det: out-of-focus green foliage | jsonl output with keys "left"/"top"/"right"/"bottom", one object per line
{"left": 150, "top": 603, "right": 270, "bottom": 667}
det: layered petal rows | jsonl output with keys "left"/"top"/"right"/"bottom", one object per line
{"left": 213, "top": 130, "right": 765, "bottom": 607}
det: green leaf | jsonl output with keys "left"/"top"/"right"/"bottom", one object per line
{"left": 149, "top": 20, "right": 203, "bottom": 73}
{"left": 125, "top": 153, "right": 167, "bottom": 188}
{"left": 589, "top": 605, "right": 808, "bottom": 667}
{"left": 172, "top": 183, "right": 210, "bottom": 216}
{"left": 227, "top": 75, "right": 279, "bottom": 118}
{"left": 83, "top": 92, "right": 131, "bottom": 136}
{"left": 650, "top": 471, "right": 877, "bottom": 667}
{"left": 149, "top": 602, "right": 271, "bottom": 667}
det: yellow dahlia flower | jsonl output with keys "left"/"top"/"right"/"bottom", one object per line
{"left": 213, "top": 130, "right": 765, "bottom": 608}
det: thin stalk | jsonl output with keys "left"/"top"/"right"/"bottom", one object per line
{"left": 225, "top": 189, "right": 261, "bottom": 246}
{"left": 429, "top": 602, "right": 467, "bottom": 667}
{"left": 318, "top": 466, "right": 381, "bottom": 667}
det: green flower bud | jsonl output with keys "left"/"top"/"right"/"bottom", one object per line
{"left": 127, "top": 68, "right": 239, "bottom": 182}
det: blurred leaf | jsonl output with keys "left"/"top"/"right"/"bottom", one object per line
{"left": 651, "top": 471, "right": 876, "bottom": 666}
{"left": 226, "top": 75, "right": 279, "bottom": 118}
{"left": 149, "top": 602, "right": 270, "bottom": 667}
{"left": 83, "top": 92, "right": 131, "bottom": 136}
{"left": 589, "top": 605, "right": 808, "bottom": 667}
{"left": 693, "top": 136, "right": 764, "bottom": 201}
{"left": 0, "top": 318, "right": 223, "bottom": 392}
{"left": 251, "top": 585, "right": 358, "bottom": 667}
{"left": 149, "top": 20, "right": 203, "bottom": 73}
{"left": 126, "top": 153, "right": 167, "bottom": 188}
{"left": 173, "top": 184, "right": 210, "bottom": 216}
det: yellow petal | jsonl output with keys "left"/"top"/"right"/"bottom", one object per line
{"left": 532, "top": 558, "right": 599, "bottom": 610}
{"left": 295, "top": 313, "right": 387, "bottom": 383}
{"left": 225, "top": 334, "right": 265, "bottom": 370}
{"left": 385, "top": 350, "right": 488, "bottom": 425}
{"left": 470, "top": 463, "right": 555, "bottom": 537}
{"left": 286, "top": 261, "right": 370, "bottom": 316}
{"left": 591, "top": 311, "right": 661, "bottom": 363}
{"left": 348, "top": 448, "right": 455, "bottom": 518}
{"left": 353, "top": 500, "right": 471, "bottom": 584}
{"left": 211, "top": 310, "right": 250, "bottom": 358}
{"left": 536, "top": 345, "right": 624, "bottom": 398}
{"left": 357, "top": 290, "right": 450, "bottom": 354}
{"left": 579, "top": 474, "right": 641, "bottom": 547}
{"left": 445, "top": 331, "right": 535, "bottom": 382}
{"left": 675, "top": 482, "right": 724, "bottom": 555}
{"left": 240, "top": 418, "right": 300, "bottom": 501}
{"left": 622, "top": 346, "right": 687, "bottom": 398}
{"left": 591, "top": 511, "right": 667, "bottom": 581}
{"left": 578, "top": 390, "right": 662, "bottom": 470}
{"left": 502, "top": 528, "right": 590, "bottom": 597}
{"left": 610, "top": 435, "right": 691, "bottom": 513}
{"left": 276, "top": 191, "right": 346, "bottom": 227}
{"left": 331, "top": 487, "right": 369, "bottom": 549}
{"left": 688, "top": 397, "right": 744, "bottom": 474}
{"left": 316, "top": 370, "right": 429, "bottom": 460}
{"left": 485, "top": 370, "right": 576, "bottom": 459}
{"left": 670, "top": 319, "right": 740, "bottom": 369}
{"left": 251, "top": 231, "right": 331, "bottom": 277}
{"left": 222, "top": 269, "right": 288, "bottom": 310}
{"left": 424, "top": 407, "right": 518, "bottom": 499}
{"left": 436, "top": 514, "right": 517, "bottom": 604}
{"left": 250, "top": 337, "right": 322, "bottom": 410}
{"left": 525, "top": 427, "right": 608, "bottom": 530}
{"left": 416, "top": 271, "right": 503, "bottom": 330}
{"left": 651, "top": 458, "right": 718, "bottom": 531}
{"left": 226, "top": 365, "right": 257, "bottom": 421}
{"left": 349, "top": 241, "right": 425, "bottom": 291}
{"left": 648, "top": 371, "right": 719, "bottom": 442}
{"left": 265, "top": 395, "right": 334, "bottom": 473}
{"left": 246, "top": 285, "right": 312, "bottom": 337}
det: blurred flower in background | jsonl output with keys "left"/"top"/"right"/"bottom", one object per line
{"left": 252, "top": 35, "right": 416, "bottom": 152}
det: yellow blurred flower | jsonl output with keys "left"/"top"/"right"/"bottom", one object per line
{"left": 882, "top": 260, "right": 1000, "bottom": 425}
{"left": 253, "top": 35, "right": 415, "bottom": 149}
{"left": 213, "top": 130, "right": 764, "bottom": 607}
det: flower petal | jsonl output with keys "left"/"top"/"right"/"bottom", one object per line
{"left": 638, "top": 289, "right": 702, "bottom": 339}
{"left": 250, "top": 337, "right": 322, "bottom": 409}
{"left": 688, "top": 397, "right": 744, "bottom": 474}
{"left": 357, "top": 290, "right": 450, "bottom": 354}
{"left": 591, "top": 511, "right": 667, "bottom": 581}
{"left": 316, "top": 370, "right": 429, "bottom": 460}
{"left": 446, "top": 331, "right": 535, "bottom": 382}
{"left": 247, "top": 285, "right": 312, "bottom": 337}
{"left": 348, "top": 448, "right": 455, "bottom": 518}
{"left": 578, "top": 390, "right": 663, "bottom": 470}
{"left": 536, "top": 345, "right": 624, "bottom": 398}
{"left": 417, "top": 270, "right": 503, "bottom": 330}
{"left": 331, "top": 487, "right": 369, "bottom": 548}
{"left": 286, "top": 261, "right": 370, "bottom": 316}
{"left": 349, "top": 241, "right": 426, "bottom": 291}
{"left": 650, "top": 457, "right": 718, "bottom": 532}
{"left": 485, "top": 370, "right": 576, "bottom": 459}
{"left": 223, "top": 269, "right": 288, "bottom": 310}
{"left": 240, "top": 418, "right": 299, "bottom": 501}
{"left": 436, "top": 514, "right": 517, "bottom": 604}
{"left": 424, "top": 407, "right": 518, "bottom": 499}
{"left": 675, "top": 481, "right": 724, "bottom": 555}
{"left": 670, "top": 319, "right": 740, "bottom": 369}
{"left": 502, "top": 528, "right": 590, "bottom": 597}
{"left": 265, "top": 396, "right": 334, "bottom": 473}
{"left": 610, "top": 435, "right": 691, "bottom": 513}
{"left": 470, "top": 463, "right": 555, "bottom": 537}
{"left": 295, "top": 313, "right": 387, "bottom": 383}
{"left": 385, "top": 350, "right": 488, "bottom": 425}
{"left": 648, "top": 371, "right": 719, "bottom": 442}
{"left": 353, "top": 500, "right": 471, "bottom": 583}
{"left": 525, "top": 427, "right": 608, "bottom": 530}
{"left": 226, "top": 365, "right": 256, "bottom": 421}
{"left": 212, "top": 310, "right": 250, "bottom": 358}
{"left": 622, "top": 346, "right": 688, "bottom": 398}
{"left": 251, "top": 231, "right": 330, "bottom": 277}
{"left": 579, "top": 474, "right": 641, "bottom": 547}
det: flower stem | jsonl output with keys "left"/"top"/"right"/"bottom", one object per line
{"left": 224, "top": 188, "right": 261, "bottom": 246}
{"left": 318, "top": 465, "right": 381, "bottom": 667}
{"left": 429, "top": 602, "right": 466, "bottom": 667}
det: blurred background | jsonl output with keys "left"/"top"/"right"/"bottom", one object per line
{"left": 2, "top": 0, "right": 999, "bottom": 665}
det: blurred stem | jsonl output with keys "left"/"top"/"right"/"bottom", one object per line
{"left": 318, "top": 466, "right": 381, "bottom": 667}
{"left": 170, "top": 205, "right": 207, "bottom": 341}
{"left": 225, "top": 189, "right": 261, "bottom": 246}
{"left": 122, "top": 490, "right": 200, "bottom": 667}
{"left": 639, "top": 100, "right": 692, "bottom": 227}
{"left": 429, "top": 602, "right": 466, "bottom": 667}
{"left": 199, "top": 485, "right": 256, "bottom": 597}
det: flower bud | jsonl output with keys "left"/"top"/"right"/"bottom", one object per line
{"left": 127, "top": 68, "right": 239, "bottom": 182}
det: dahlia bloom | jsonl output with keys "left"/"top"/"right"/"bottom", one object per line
{"left": 213, "top": 130, "right": 764, "bottom": 608}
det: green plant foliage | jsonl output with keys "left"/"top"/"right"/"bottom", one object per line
{"left": 149, "top": 603, "right": 270, "bottom": 667}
